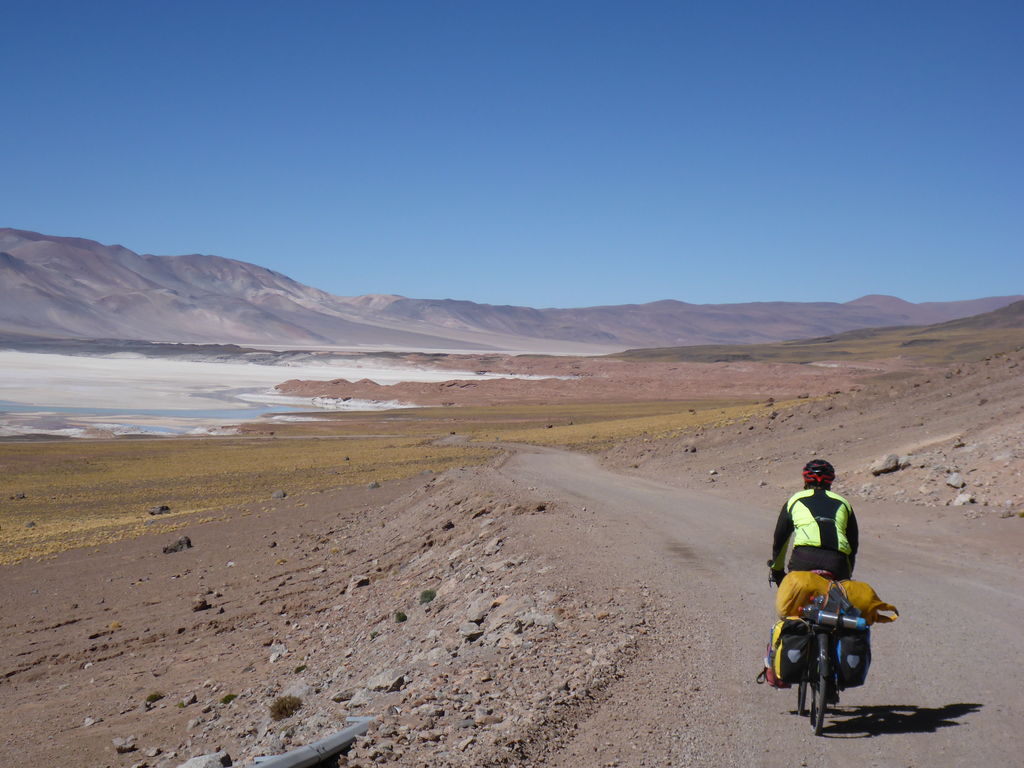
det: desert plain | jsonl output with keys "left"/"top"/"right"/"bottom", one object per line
{"left": 1, "top": 342, "right": 1023, "bottom": 768}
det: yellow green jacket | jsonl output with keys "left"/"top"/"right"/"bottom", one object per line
{"left": 770, "top": 487, "right": 859, "bottom": 572}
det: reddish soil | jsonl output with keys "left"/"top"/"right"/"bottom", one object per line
{"left": 277, "top": 356, "right": 905, "bottom": 407}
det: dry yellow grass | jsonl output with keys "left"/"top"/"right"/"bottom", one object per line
{"left": 0, "top": 436, "right": 494, "bottom": 564}
{"left": 482, "top": 400, "right": 779, "bottom": 450}
{"left": 0, "top": 397, "right": 776, "bottom": 564}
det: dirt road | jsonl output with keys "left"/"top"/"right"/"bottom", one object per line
{"left": 497, "top": 448, "right": 1021, "bottom": 767}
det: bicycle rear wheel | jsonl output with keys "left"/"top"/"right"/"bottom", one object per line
{"left": 811, "top": 633, "right": 829, "bottom": 735}
{"left": 797, "top": 679, "right": 808, "bottom": 716}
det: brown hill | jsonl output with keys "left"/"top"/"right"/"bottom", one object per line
{"left": 2, "top": 228, "right": 1020, "bottom": 351}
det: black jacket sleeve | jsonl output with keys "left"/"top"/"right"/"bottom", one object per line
{"left": 846, "top": 507, "right": 859, "bottom": 572}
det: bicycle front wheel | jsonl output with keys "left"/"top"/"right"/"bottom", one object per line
{"left": 797, "top": 679, "right": 808, "bottom": 716}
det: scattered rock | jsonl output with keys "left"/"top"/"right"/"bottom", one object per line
{"left": 869, "top": 454, "right": 900, "bottom": 476}
{"left": 483, "top": 538, "right": 503, "bottom": 556}
{"left": 953, "top": 492, "right": 976, "bottom": 506}
{"left": 113, "top": 736, "right": 137, "bottom": 753}
{"left": 148, "top": 505, "right": 172, "bottom": 516}
{"left": 281, "top": 681, "right": 312, "bottom": 700}
{"left": 271, "top": 490, "right": 287, "bottom": 499}
{"left": 466, "top": 594, "right": 494, "bottom": 623}
{"left": 367, "top": 670, "right": 407, "bottom": 692}
{"left": 347, "top": 689, "right": 373, "bottom": 708}
{"left": 174, "top": 751, "right": 232, "bottom": 768}
{"left": 191, "top": 595, "right": 212, "bottom": 612}
{"left": 946, "top": 473, "right": 967, "bottom": 489}
{"left": 24, "top": 521, "right": 36, "bottom": 528}
{"left": 348, "top": 575, "right": 371, "bottom": 591}
{"left": 368, "top": 481, "right": 381, "bottom": 489}
{"left": 521, "top": 611, "right": 557, "bottom": 629}
{"left": 162, "top": 536, "right": 192, "bottom": 554}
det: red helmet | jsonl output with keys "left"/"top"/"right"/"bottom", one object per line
{"left": 803, "top": 459, "right": 835, "bottom": 485}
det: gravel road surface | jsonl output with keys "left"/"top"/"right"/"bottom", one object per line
{"left": 499, "top": 448, "right": 1020, "bottom": 767}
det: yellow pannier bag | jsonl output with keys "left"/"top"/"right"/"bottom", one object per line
{"left": 775, "top": 571, "right": 899, "bottom": 625}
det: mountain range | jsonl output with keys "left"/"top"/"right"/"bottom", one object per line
{"left": 1, "top": 228, "right": 1020, "bottom": 353}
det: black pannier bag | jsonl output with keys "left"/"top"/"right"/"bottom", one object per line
{"left": 771, "top": 618, "right": 812, "bottom": 684}
{"left": 835, "top": 628, "right": 871, "bottom": 688}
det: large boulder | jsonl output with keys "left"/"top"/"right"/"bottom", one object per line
{"left": 367, "top": 669, "right": 407, "bottom": 692}
{"left": 869, "top": 454, "right": 900, "bottom": 476}
{"left": 175, "top": 751, "right": 232, "bottom": 768}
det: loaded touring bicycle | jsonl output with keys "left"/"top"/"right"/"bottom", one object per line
{"left": 758, "top": 571, "right": 898, "bottom": 735}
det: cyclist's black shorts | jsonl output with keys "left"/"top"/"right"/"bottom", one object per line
{"left": 788, "top": 546, "right": 852, "bottom": 580}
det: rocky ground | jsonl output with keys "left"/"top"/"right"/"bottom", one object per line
{"left": 1, "top": 460, "right": 655, "bottom": 768}
{"left": 2, "top": 348, "right": 1022, "bottom": 767}
{"left": 606, "top": 348, "right": 1024, "bottom": 514}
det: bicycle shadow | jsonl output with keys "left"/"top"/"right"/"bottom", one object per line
{"left": 810, "top": 702, "right": 983, "bottom": 737}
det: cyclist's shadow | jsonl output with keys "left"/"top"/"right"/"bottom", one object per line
{"left": 808, "top": 702, "right": 983, "bottom": 737}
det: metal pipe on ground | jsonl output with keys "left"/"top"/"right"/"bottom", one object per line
{"left": 249, "top": 717, "right": 373, "bottom": 768}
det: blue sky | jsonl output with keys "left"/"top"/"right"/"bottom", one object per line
{"left": 2, "top": 1, "right": 1021, "bottom": 308}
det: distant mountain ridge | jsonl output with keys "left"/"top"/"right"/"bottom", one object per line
{"left": 1, "top": 228, "right": 1020, "bottom": 352}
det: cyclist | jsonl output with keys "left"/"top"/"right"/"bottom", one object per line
{"left": 768, "top": 459, "right": 859, "bottom": 585}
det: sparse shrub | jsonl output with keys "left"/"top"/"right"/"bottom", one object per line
{"left": 394, "top": 611, "right": 407, "bottom": 623}
{"left": 220, "top": 693, "right": 237, "bottom": 705}
{"left": 419, "top": 589, "right": 436, "bottom": 604}
{"left": 109, "top": 621, "right": 122, "bottom": 630}
{"left": 176, "top": 701, "right": 186, "bottom": 709}
{"left": 294, "top": 664, "right": 307, "bottom": 673}
{"left": 269, "top": 695, "right": 303, "bottom": 721}
{"left": 369, "top": 630, "right": 379, "bottom": 640}
{"left": 145, "top": 691, "right": 164, "bottom": 704}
